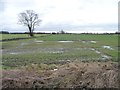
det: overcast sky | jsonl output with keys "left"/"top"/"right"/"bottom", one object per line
{"left": 0, "top": 0, "right": 119, "bottom": 33}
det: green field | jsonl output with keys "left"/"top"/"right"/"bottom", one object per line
{"left": 1, "top": 34, "right": 119, "bottom": 69}
{"left": 0, "top": 34, "right": 28, "bottom": 40}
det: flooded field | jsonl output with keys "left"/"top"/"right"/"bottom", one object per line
{"left": 1, "top": 34, "right": 119, "bottom": 69}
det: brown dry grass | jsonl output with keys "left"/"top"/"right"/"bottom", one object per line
{"left": 1, "top": 61, "right": 120, "bottom": 88}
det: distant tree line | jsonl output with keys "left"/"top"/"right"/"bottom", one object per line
{"left": 0, "top": 31, "right": 9, "bottom": 34}
{"left": 1, "top": 31, "right": 120, "bottom": 35}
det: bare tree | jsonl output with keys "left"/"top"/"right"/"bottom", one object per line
{"left": 18, "top": 10, "right": 42, "bottom": 36}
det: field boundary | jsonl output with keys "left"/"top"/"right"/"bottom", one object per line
{"left": 0, "top": 37, "right": 32, "bottom": 42}
{"left": 1, "top": 34, "right": 53, "bottom": 42}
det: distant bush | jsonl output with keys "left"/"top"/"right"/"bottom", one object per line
{"left": 58, "top": 30, "right": 66, "bottom": 34}
{"left": 51, "top": 32, "right": 56, "bottom": 34}
{"left": 115, "top": 31, "right": 120, "bottom": 34}
{"left": 0, "top": 31, "right": 9, "bottom": 34}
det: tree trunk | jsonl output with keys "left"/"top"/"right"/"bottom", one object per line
{"left": 28, "top": 26, "right": 34, "bottom": 37}
{"left": 30, "top": 32, "right": 34, "bottom": 37}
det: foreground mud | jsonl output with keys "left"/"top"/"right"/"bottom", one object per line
{"left": 1, "top": 61, "right": 120, "bottom": 88}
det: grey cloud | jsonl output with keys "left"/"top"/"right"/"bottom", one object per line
{"left": 0, "top": 0, "right": 5, "bottom": 12}
{"left": 5, "top": 0, "right": 35, "bottom": 11}
{"left": 36, "top": 23, "right": 117, "bottom": 32}
{"left": 2, "top": 23, "right": 117, "bottom": 33}
{"left": 14, "top": 1, "right": 34, "bottom": 8}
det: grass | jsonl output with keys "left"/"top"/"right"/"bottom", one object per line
{"left": 1, "top": 34, "right": 119, "bottom": 69}
{"left": 0, "top": 34, "right": 47, "bottom": 41}
{"left": 0, "top": 34, "right": 28, "bottom": 40}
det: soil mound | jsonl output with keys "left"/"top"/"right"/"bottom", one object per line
{"left": 2, "top": 61, "right": 119, "bottom": 88}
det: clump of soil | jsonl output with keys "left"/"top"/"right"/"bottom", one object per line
{"left": 1, "top": 61, "right": 120, "bottom": 88}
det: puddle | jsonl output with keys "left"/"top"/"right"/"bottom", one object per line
{"left": 95, "top": 51, "right": 101, "bottom": 54}
{"left": 51, "top": 69, "right": 58, "bottom": 71}
{"left": 21, "top": 43, "right": 24, "bottom": 46}
{"left": 58, "top": 60, "right": 71, "bottom": 64}
{"left": 102, "top": 46, "right": 113, "bottom": 50}
{"left": 40, "top": 48, "right": 65, "bottom": 54}
{"left": 58, "top": 41, "right": 73, "bottom": 43}
{"left": 90, "top": 48, "right": 101, "bottom": 54}
{"left": 101, "top": 55, "right": 112, "bottom": 60}
{"left": 0, "top": 50, "right": 2, "bottom": 55}
{"left": 82, "top": 41, "right": 86, "bottom": 43}
{"left": 90, "top": 48, "right": 95, "bottom": 51}
{"left": 89, "top": 48, "right": 111, "bottom": 60}
{"left": 35, "top": 40, "right": 44, "bottom": 43}
{"left": 21, "top": 43, "right": 27, "bottom": 46}
{"left": 9, "top": 51, "right": 37, "bottom": 55}
{"left": 48, "top": 51, "right": 64, "bottom": 53}
{"left": 16, "top": 43, "right": 28, "bottom": 48}
{"left": 82, "top": 40, "right": 96, "bottom": 44}
{"left": 10, "top": 52, "right": 19, "bottom": 55}
{"left": 90, "top": 41, "right": 96, "bottom": 43}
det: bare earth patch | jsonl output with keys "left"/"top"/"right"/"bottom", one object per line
{"left": 2, "top": 61, "right": 119, "bottom": 88}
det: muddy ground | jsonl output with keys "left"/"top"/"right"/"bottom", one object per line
{"left": 1, "top": 61, "right": 120, "bottom": 89}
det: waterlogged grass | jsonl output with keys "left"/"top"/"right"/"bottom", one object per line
{"left": 1, "top": 34, "right": 119, "bottom": 69}
{"left": 98, "top": 48, "right": 118, "bottom": 60}
{"left": 2, "top": 50, "right": 101, "bottom": 69}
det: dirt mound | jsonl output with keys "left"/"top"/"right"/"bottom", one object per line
{"left": 2, "top": 61, "right": 120, "bottom": 88}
